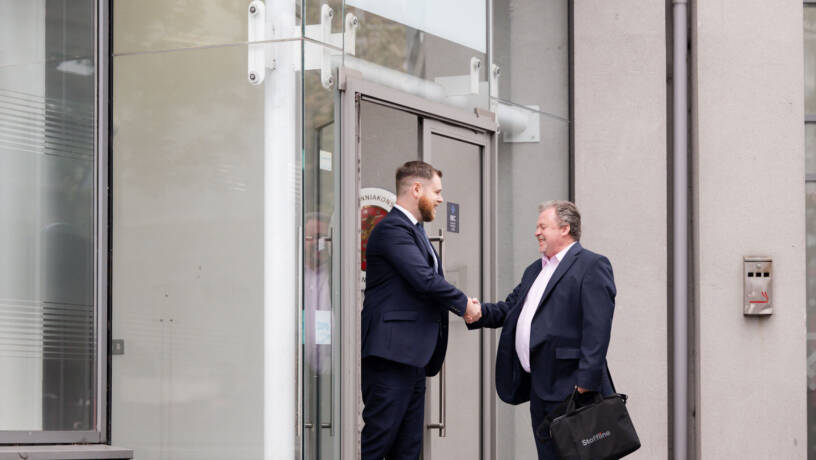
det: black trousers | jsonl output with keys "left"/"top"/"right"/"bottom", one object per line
{"left": 361, "top": 356, "right": 426, "bottom": 460}
{"left": 529, "top": 392, "right": 562, "bottom": 460}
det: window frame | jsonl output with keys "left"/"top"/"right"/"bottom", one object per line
{"left": 805, "top": 4, "right": 816, "bottom": 460}
{"left": 0, "top": 0, "right": 109, "bottom": 445}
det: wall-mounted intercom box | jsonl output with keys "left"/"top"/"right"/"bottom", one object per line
{"left": 743, "top": 257, "right": 772, "bottom": 316}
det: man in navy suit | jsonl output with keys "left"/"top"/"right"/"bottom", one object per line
{"left": 361, "top": 161, "right": 481, "bottom": 460}
{"left": 466, "top": 200, "right": 616, "bottom": 460}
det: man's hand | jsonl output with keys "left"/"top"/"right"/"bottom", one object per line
{"left": 576, "top": 386, "right": 589, "bottom": 394}
{"left": 464, "top": 297, "right": 482, "bottom": 324}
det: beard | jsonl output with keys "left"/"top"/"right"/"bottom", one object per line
{"left": 418, "top": 196, "right": 436, "bottom": 222}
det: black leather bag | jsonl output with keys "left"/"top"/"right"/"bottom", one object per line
{"left": 547, "top": 388, "right": 640, "bottom": 460}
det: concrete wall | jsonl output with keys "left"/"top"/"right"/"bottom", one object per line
{"left": 573, "top": 2, "right": 669, "bottom": 458}
{"left": 692, "top": 1, "right": 807, "bottom": 458}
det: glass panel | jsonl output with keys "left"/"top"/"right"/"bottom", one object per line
{"left": 805, "top": 7, "right": 816, "bottom": 114}
{"left": 495, "top": 107, "right": 569, "bottom": 459}
{"left": 302, "top": 40, "right": 341, "bottom": 460}
{"left": 491, "top": 0, "right": 569, "bottom": 123}
{"left": 807, "top": 182, "right": 816, "bottom": 458}
{"left": 113, "top": 0, "right": 301, "bottom": 55}
{"left": 359, "top": 100, "right": 419, "bottom": 193}
{"left": 346, "top": 0, "right": 485, "bottom": 52}
{"left": 342, "top": 2, "right": 489, "bottom": 112}
{"left": 111, "top": 42, "right": 292, "bottom": 458}
{"left": 490, "top": 2, "right": 570, "bottom": 451}
{"left": 0, "top": 0, "right": 97, "bottom": 433}
{"left": 807, "top": 124, "right": 816, "bottom": 176}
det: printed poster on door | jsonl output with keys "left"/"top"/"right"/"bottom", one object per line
{"left": 360, "top": 187, "right": 396, "bottom": 290}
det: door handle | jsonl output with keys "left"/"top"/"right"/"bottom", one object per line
{"left": 428, "top": 228, "right": 444, "bottom": 268}
{"left": 304, "top": 227, "right": 335, "bottom": 436}
{"left": 323, "top": 227, "right": 335, "bottom": 436}
{"left": 426, "top": 229, "right": 447, "bottom": 438}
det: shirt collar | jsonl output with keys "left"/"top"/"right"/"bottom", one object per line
{"left": 542, "top": 241, "right": 577, "bottom": 268}
{"left": 393, "top": 203, "right": 419, "bottom": 226}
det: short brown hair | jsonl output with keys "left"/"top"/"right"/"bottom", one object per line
{"left": 395, "top": 161, "right": 442, "bottom": 195}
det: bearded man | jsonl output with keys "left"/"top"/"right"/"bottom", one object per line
{"left": 360, "top": 160, "right": 481, "bottom": 460}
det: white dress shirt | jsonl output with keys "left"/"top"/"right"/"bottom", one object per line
{"left": 393, "top": 203, "right": 418, "bottom": 225}
{"left": 515, "top": 242, "right": 576, "bottom": 373}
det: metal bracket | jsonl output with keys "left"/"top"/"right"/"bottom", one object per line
{"left": 345, "top": 13, "right": 359, "bottom": 55}
{"left": 490, "top": 63, "right": 501, "bottom": 98}
{"left": 247, "top": 0, "right": 266, "bottom": 85}
{"left": 248, "top": 1, "right": 359, "bottom": 88}
{"left": 469, "top": 57, "right": 481, "bottom": 95}
{"left": 320, "top": 4, "right": 335, "bottom": 88}
{"left": 302, "top": 7, "right": 359, "bottom": 88}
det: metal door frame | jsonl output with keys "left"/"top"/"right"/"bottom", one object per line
{"left": 337, "top": 68, "right": 498, "bottom": 460}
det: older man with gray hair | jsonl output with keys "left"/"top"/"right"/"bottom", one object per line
{"left": 466, "top": 200, "right": 617, "bottom": 459}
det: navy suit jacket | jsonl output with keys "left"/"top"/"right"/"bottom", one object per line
{"left": 468, "top": 243, "right": 616, "bottom": 403}
{"left": 362, "top": 208, "right": 468, "bottom": 376}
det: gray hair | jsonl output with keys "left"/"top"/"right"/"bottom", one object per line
{"left": 538, "top": 200, "right": 581, "bottom": 241}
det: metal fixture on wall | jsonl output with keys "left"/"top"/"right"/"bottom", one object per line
{"left": 743, "top": 257, "right": 773, "bottom": 316}
{"left": 247, "top": 1, "right": 359, "bottom": 89}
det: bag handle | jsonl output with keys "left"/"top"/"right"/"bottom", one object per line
{"left": 606, "top": 361, "right": 617, "bottom": 394}
{"left": 604, "top": 363, "right": 629, "bottom": 403}
{"left": 564, "top": 361, "right": 617, "bottom": 415}
{"left": 564, "top": 387, "right": 603, "bottom": 415}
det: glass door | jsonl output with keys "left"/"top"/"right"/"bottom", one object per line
{"left": 421, "top": 119, "right": 491, "bottom": 460}
{"left": 302, "top": 79, "right": 342, "bottom": 458}
{"left": 338, "top": 73, "right": 497, "bottom": 459}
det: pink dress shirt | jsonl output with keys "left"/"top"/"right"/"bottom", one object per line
{"left": 514, "top": 242, "right": 576, "bottom": 373}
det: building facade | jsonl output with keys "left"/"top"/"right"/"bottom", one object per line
{"left": 0, "top": 0, "right": 809, "bottom": 459}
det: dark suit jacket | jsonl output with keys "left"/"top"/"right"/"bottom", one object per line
{"left": 468, "top": 243, "right": 616, "bottom": 403}
{"left": 362, "top": 208, "right": 468, "bottom": 376}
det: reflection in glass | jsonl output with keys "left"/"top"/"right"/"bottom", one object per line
{"left": 0, "top": 0, "right": 96, "bottom": 432}
{"left": 113, "top": 0, "right": 302, "bottom": 54}
{"left": 302, "top": 41, "right": 341, "bottom": 459}
{"left": 807, "top": 183, "right": 816, "bottom": 457}
{"left": 112, "top": 43, "right": 272, "bottom": 459}
{"left": 346, "top": 0, "right": 485, "bottom": 52}
{"left": 342, "top": 4, "right": 488, "bottom": 112}
{"left": 491, "top": 0, "right": 569, "bottom": 118}
{"left": 303, "top": 0, "right": 343, "bottom": 44}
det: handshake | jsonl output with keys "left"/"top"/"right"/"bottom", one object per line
{"left": 464, "top": 297, "right": 482, "bottom": 324}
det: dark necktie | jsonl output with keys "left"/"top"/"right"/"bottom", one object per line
{"left": 416, "top": 223, "right": 439, "bottom": 273}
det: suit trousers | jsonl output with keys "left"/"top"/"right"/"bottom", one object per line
{"left": 361, "top": 356, "right": 426, "bottom": 460}
{"left": 529, "top": 391, "right": 561, "bottom": 460}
